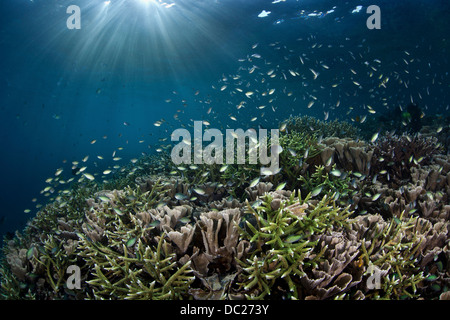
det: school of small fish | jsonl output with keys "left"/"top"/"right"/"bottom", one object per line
{"left": 23, "top": 4, "right": 449, "bottom": 215}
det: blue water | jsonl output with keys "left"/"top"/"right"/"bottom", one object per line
{"left": 0, "top": 0, "right": 449, "bottom": 238}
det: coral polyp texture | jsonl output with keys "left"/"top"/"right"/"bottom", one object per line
{"left": 0, "top": 117, "right": 449, "bottom": 300}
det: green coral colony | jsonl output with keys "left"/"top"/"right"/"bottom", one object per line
{"left": 1, "top": 116, "right": 449, "bottom": 300}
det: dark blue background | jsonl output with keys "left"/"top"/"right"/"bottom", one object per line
{"left": 1, "top": 0, "right": 449, "bottom": 238}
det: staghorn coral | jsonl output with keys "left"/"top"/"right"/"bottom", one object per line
{"left": 283, "top": 115, "right": 360, "bottom": 139}
{"left": 235, "top": 191, "right": 352, "bottom": 299}
{"left": 77, "top": 181, "right": 197, "bottom": 299}
{"left": 298, "top": 164, "right": 356, "bottom": 206}
{"left": 103, "top": 153, "right": 173, "bottom": 191}
{"left": 0, "top": 114, "right": 449, "bottom": 300}
{"left": 0, "top": 181, "right": 98, "bottom": 299}
{"left": 350, "top": 212, "right": 430, "bottom": 299}
{"left": 277, "top": 131, "right": 323, "bottom": 189}
{"left": 0, "top": 232, "right": 79, "bottom": 299}
{"left": 1, "top": 171, "right": 448, "bottom": 300}
{"left": 235, "top": 190, "right": 448, "bottom": 300}
{"left": 79, "top": 234, "right": 195, "bottom": 300}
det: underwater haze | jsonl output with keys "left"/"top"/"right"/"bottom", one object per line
{"left": 0, "top": 0, "right": 449, "bottom": 300}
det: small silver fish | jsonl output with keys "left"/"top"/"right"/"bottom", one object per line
{"left": 276, "top": 182, "right": 287, "bottom": 191}
{"left": 193, "top": 188, "right": 206, "bottom": 195}
{"left": 370, "top": 132, "right": 379, "bottom": 143}
{"left": 249, "top": 177, "right": 260, "bottom": 188}
{"left": 311, "top": 186, "right": 322, "bottom": 197}
{"left": 83, "top": 173, "right": 95, "bottom": 181}
{"left": 372, "top": 193, "right": 382, "bottom": 201}
{"left": 330, "top": 169, "right": 341, "bottom": 177}
{"left": 175, "top": 193, "right": 188, "bottom": 200}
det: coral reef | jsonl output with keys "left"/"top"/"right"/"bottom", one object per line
{"left": 370, "top": 133, "right": 442, "bottom": 187}
{"left": 283, "top": 115, "right": 360, "bottom": 139}
{"left": 0, "top": 115, "right": 448, "bottom": 300}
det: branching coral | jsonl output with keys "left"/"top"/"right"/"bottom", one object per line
{"left": 235, "top": 191, "right": 352, "bottom": 299}
{"left": 298, "top": 164, "right": 356, "bottom": 205}
{"left": 283, "top": 115, "right": 360, "bottom": 139}
{"left": 79, "top": 234, "right": 194, "bottom": 299}
{"left": 103, "top": 153, "right": 173, "bottom": 191}
{"left": 277, "top": 131, "right": 323, "bottom": 188}
{"left": 77, "top": 181, "right": 198, "bottom": 299}
{"left": 350, "top": 213, "right": 428, "bottom": 299}
{"left": 370, "top": 133, "right": 442, "bottom": 188}
{"left": 0, "top": 115, "right": 448, "bottom": 301}
{"left": 1, "top": 171, "right": 448, "bottom": 300}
